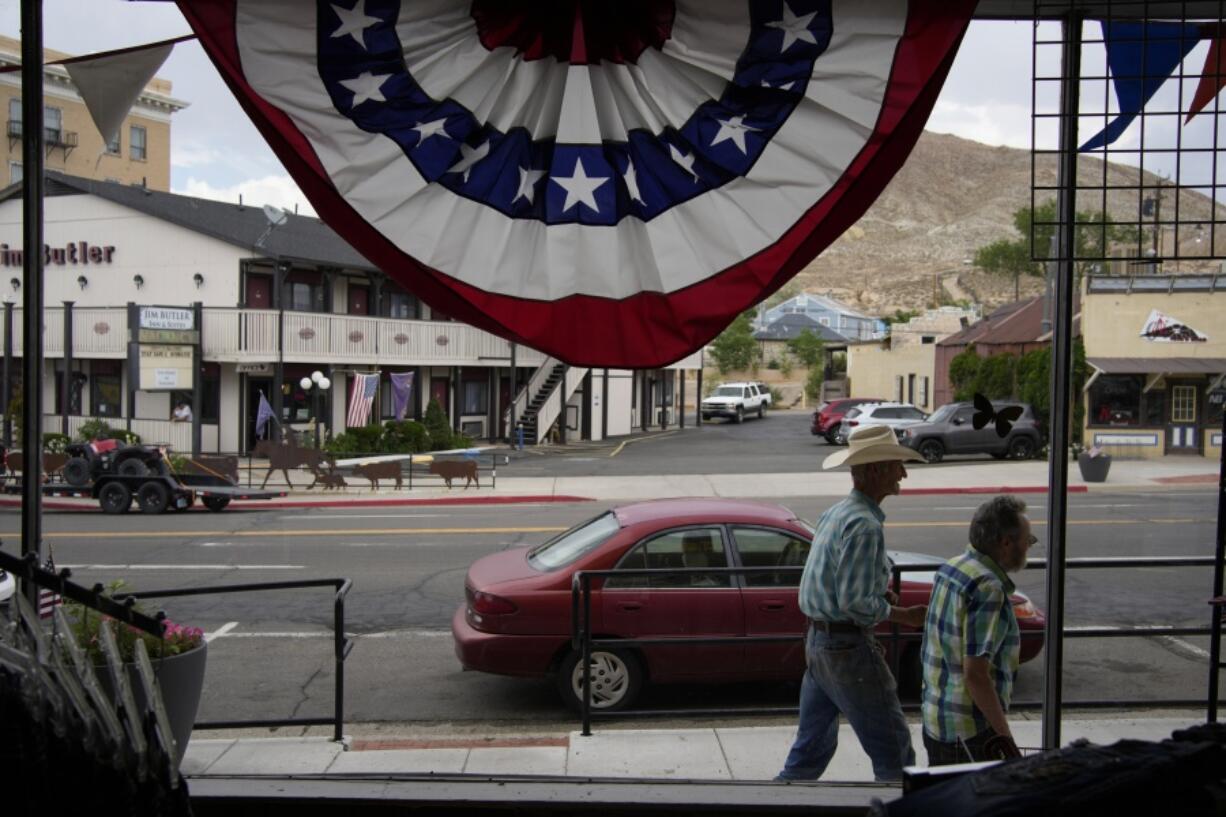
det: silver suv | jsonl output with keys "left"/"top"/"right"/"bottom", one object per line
{"left": 834, "top": 402, "right": 928, "bottom": 444}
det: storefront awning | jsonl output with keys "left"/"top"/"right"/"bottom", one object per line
{"left": 1087, "top": 357, "right": 1226, "bottom": 375}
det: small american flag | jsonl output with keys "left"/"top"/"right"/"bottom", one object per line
{"left": 346, "top": 372, "right": 379, "bottom": 427}
{"left": 38, "top": 553, "right": 62, "bottom": 619}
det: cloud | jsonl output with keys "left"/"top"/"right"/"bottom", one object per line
{"left": 174, "top": 175, "right": 317, "bottom": 218}
{"left": 926, "top": 100, "right": 1034, "bottom": 150}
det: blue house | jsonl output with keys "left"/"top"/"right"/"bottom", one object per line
{"left": 759, "top": 293, "right": 886, "bottom": 341}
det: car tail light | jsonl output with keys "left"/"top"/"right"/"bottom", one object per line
{"left": 847, "top": 420, "right": 859, "bottom": 427}
{"left": 470, "top": 590, "right": 518, "bottom": 615}
{"left": 1011, "top": 597, "right": 1041, "bottom": 620}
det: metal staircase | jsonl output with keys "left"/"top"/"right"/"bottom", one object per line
{"left": 505, "top": 358, "right": 589, "bottom": 446}
{"left": 516, "top": 362, "right": 567, "bottom": 444}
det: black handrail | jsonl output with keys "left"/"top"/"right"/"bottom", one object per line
{"left": 121, "top": 577, "right": 353, "bottom": 742}
{"left": 571, "top": 556, "right": 1220, "bottom": 736}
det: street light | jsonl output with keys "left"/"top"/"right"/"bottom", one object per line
{"left": 299, "top": 370, "right": 331, "bottom": 448}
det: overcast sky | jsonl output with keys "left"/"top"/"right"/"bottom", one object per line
{"left": 1, "top": 3, "right": 1218, "bottom": 215}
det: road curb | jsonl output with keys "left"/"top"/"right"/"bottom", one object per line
{"left": 0, "top": 495, "right": 596, "bottom": 511}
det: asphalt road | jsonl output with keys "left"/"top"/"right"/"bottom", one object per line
{"left": 1, "top": 481, "right": 1217, "bottom": 731}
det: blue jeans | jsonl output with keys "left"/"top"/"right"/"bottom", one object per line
{"left": 777, "top": 627, "right": 915, "bottom": 782}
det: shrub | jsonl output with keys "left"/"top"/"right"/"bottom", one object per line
{"left": 326, "top": 424, "right": 384, "bottom": 455}
{"left": 43, "top": 432, "right": 70, "bottom": 454}
{"left": 423, "top": 398, "right": 454, "bottom": 450}
{"left": 767, "top": 358, "right": 780, "bottom": 370}
{"left": 76, "top": 418, "right": 115, "bottom": 442}
{"left": 114, "top": 430, "right": 141, "bottom": 445}
{"left": 948, "top": 345, "right": 982, "bottom": 401}
{"left": 779, "top": 357, "right": 794, "bottom": 378}
{"left": 804, "top": 368, "right": 823, "bottom": 400}
{"left": 977, "top": 353, "right": 1016, "bottom": 399}
{"left": 382, "top": 419, "right": 431, "bottom": 453}
{"left": 769, "top": 386, "right": 785, "bottom": 405}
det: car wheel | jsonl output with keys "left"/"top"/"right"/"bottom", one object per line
{"left": 735, "top": 406, "right": 744, "bottom": 424}
{"left": 757, "top": 403, "right": 765, "bottom": 419}
{"left": 203, "top": 495, "right": 231, "bottom": 513}
{"left": 118, "top": 458, "right": 150, "bottom": 477}
{"left": 136, "top": 481, "right": 170, "bottom": 514}
{"left": 557, "top": 647, "right": 643, "bottom": 712}
{"left": 63, "top": 457, "right": 92, "bottom": 487}
{"left": 1008, "top": 436, "right": 1036, "bottom": 460}
{"left": 918, "top": 439, "right": 945, "bottom": 464}
{"left": 824, "top": 432, "right": 839, "bottom": 445}
{"left": 98, "top": 481, "right": 131, "bottom": 514}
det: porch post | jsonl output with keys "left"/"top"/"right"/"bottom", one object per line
{"left": 508, "top": 343, "right": 517, "bottom": 441}
{"left": 451, "top": 366, "right": 460, "bottom": 432}
{"left": 696, "top": 367, "right": 703, "bottom": 425}
{"left": 62, "top": 300, "right": 73, "bottom": 434}
{"left": 3, "top": 299, "right": 12, "bottom": 447}
{"left": 272, "top": 262, "right": 287, "bottom": 436}
{"left": 191, "top": 301, "right": 203, "bottom": 456}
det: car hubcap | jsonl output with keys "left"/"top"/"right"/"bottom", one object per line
{"left": 571, "top": 652, "right": 629, "bottom": 708}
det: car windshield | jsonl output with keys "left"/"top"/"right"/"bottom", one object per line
{"left": 927, "top": 404, "right": 957, "bottom": 423}
{"left": 528, "top": 512, "right": 621, "bottom": 570}
{"left": 844, "top": 408, "right": 862, "bottom": 419}
{"left": 713, "top": 386, "right": 742, "bottom": 396}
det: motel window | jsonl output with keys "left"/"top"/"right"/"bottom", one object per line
{"left": 170, "top": 363, "right": 220, "bottom": 424}
{"left": 287, "top": 280, "right": 325, "bottom": 312}
{"left": 1089, "top": 374, "right": 1165, "bottom": 427}
{"left": 130, "top": 124, "right": 147, "bottom": 161}
{"left": 463, "top": 378, "right": 488, "bottom": 414}
{"left": 54, "top": 366, "right": 85, "bottom": 416}
{"left": 383, "top": 289, "right": 418, "bottom": 319}
{"left": 106, "top": 131, "right": 121, "bottom": 155}
{"left": 43, "top": 106, "right": 61, "bottom": 143}
{"left": 91, "top": 361, "right": 122, "bottom": 418}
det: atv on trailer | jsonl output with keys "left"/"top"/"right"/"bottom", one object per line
{"left": 61, "top": 439, "right": 169, "bottom": 487}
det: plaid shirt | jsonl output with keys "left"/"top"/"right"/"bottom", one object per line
{"left": 798, "top": 490, "right": 891, "bottom": 628}
{"left": 921, "top": 547, "right": 1020, "bottom": 743}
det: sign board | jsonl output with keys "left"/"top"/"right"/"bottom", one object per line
{"left": 136, "top": 344, "right": 194, "bottom": 391}
{"left": 139, "top": 306, "right": 195, "bottom": 331}
{"left": 1209, "top": 388, "right": 1226, "bottom": 407}
{"left": 138, "top": 328, "right": 199, "bottom": 344}
{"left": 237, "top": 362, "right": 272, "bottom": 375}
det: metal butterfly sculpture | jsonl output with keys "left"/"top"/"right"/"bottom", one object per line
{"left": 972, "top": 393, "right": 1023, "bottom": 438}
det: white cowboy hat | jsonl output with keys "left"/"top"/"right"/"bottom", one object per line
{"left": 822, "top": 424, "right": 926, "bottom": 470}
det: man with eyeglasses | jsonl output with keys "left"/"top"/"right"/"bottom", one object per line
{"left": 921, "top": 495, "right": 1036, "bottom": 765}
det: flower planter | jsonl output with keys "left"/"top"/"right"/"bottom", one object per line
{"left": 99, "top": 641, "right": 207, "bottom": 763}
{"left": 1077, "top": 452, "right": 1112, "bottom": 483}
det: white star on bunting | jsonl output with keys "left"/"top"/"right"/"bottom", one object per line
{"left": 447, "top": 141, "right": 490, "bottom": 182}
{"left": 711, "top": 115, "right": 760, "bottom": 154}
{"left": 761, "top": 78, "right": 797, "bottom": 92}
{"left": 668, "top": 145, "right": 700, "bottom": 183}
{"left": 623, "top": 159, "right": 646, "bottom": 205}
{"left": 552, "top": 158, "right": 609, "bottom": 213}
{"left": 768, "top": 3, "right": 817, "bottom": 52}
{"left": 331, "top": 1, "right": 380, "bottom": 49}
{"left": 340, "top": 71, "right": 392, "bottom": 107}
{"left": 514, "top": 166, "right": 546, "bottom": 204}
{"left": 411, "top": 117, "right": 451, "bottom": 143}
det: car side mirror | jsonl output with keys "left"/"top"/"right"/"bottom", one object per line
{"left": 951, "top": 417, "right": 964, "bottom": 426}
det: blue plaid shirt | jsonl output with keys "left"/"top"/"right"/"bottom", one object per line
{"left": 798, "top": 490, "right": 891, "bottom": 628}
{"left": 921, "top": 547, "right": 1020, "bottom": 743}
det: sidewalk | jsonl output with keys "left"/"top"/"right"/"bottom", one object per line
{"left": 182, "top": 713, "right": 1208, "bottom": 782}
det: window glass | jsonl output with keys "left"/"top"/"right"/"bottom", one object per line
{"left": 106, "top": 131, "right": 121, "bottom": 155}
{"left": 903, "top": 407, "right": 927, "bottom": 420}
{"left": 43, "top": 106, "right": 61, "bottom": 142}
{"left": 874, "top": 407, "right": 899, "bottom": 420}
{"left": 713, "top": 385, "right": 743, "bottom": 397}
{"left": 91, "top": 363, "right": 121, "bottom": 418}
{"left": 8, "top": 98, "right": 20, "bottom": 134}
{"left": 608, "top": 527, "right": 729, "bottom": 589}
{"left": 528, "top": 512, "right": 620, "bottom": 570}
{"left": 1089, "top": 374, "right": 1142, "bottom": 426}
{"left": 1208, "top": 390, "right": 1224, "bottom": 428}
{"left": 9, "top": 162, "right": 21, "bottom": 185}
{"left": 928, "top": 404, "right": 956, "bottom": 423}
{"left": 462, "top": 379, "right": 488, "bottom": 414}
{"left": 130, "top": 124, "right": 147, "bottom": 160}
{"left": 954, "top": 406, "right": 975, "bottom": 423}
{"left": 385, "top": 290, "right": 417, "bottom": 318}
{"left": 733, "top": 527, "right": 810, "bottom": 587}
{"left": 844, "top": 407, "right": 862, "bottom": 420}
{"left": 1171, "top": 385, "right": 1197, "bottom": 423}
{"left": 287, "top": 281, "right": 323, "bottom": 312}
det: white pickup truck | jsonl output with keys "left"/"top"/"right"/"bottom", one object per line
{"left": 701, "top": 382, "right": 770, "bottom": 423}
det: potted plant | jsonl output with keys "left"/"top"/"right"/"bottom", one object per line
{"left": 65, "top": 587, "right": 207, "bottom": 763}
{"left": 1073, "top": 442, "right": 1111, "bottom": 483}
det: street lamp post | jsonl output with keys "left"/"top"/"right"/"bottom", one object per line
{"left": 299, "top": 370, "right": 332, "bottom": 449}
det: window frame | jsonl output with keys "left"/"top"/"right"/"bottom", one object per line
{"left": 130, "top": 123, "right": 147, "bottom": 161}
{"left": 606, "top": 525, "right": 732, "bottom": 590}
{"left": 727, "top": 525, "right": 811, "bottom": 588}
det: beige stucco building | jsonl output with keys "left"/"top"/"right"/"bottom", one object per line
{"left": 846, "top": 306, "right": 978, "bottom": 411}
{"left": 1081, "top": 273, "right": 1226, "bottom": 461}
{"left": 0, "top": 35, "right": 185, "bottom": 190}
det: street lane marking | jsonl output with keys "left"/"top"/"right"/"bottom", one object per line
{"left": 1156, "top": 636, "right": 1211, "bottom": 661}
{"left": 277, "top": 514, "right": 451, "bottom": 520}
{"left": 206, "top": 622, "right": 238, "bottom": 643}
{"left": 61, "top": 563, "right": 305, "bottom": 570}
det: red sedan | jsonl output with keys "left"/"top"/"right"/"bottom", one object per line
{"left": 452, "top": 498, "right": 1045, "bottom": 710}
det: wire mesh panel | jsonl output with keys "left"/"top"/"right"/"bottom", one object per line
{"left": 1033, "top": 1, "right": 1226, "bottom": 269}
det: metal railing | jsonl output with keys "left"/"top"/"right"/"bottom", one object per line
{"left": 571, "top": 556, "right": 1220, "bottom": 736}
{"left": 240, "top": 450, "right": 498, "bottom": 491}
{"left": 122, "top": 578, "right": 354, "bottom": 742}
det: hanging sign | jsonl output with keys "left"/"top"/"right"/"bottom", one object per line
{"left": 135, "top": 344, "right": 194, "bottom": 391}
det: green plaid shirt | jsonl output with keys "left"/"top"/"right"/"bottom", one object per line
{"left": 798, "top": 490, "right": 891, "bottom": 628}
{"left": 921, "top": 546, "right": 1020, "bottom": 743}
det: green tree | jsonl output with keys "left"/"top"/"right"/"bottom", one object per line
{"left": 976, "top": 353, "right": 1016, "bottom": 399}
{"left": 948, "top": 345, "right": 982, "bottom": 401}
{"left": 882, "top": 308, "right": 922, "bottom": 326}
{"left": 786, "top": 329, "right": 825, "bottom": 369}
{"left": 804, "top": 367, "right": 824, "bottom": 400}
{"left": 423, "top": 397, "right": 453, "bottom": 450}
{"left": 709, "top": 311, "right": 758, "bottom": 374}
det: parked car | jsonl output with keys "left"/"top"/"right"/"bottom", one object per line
{"left": 833, "top": 402, "right": 928, "bottom": 445}
{"left": 452, "top": 498, "right": 1045, "bottom": 711}
{"left": 811, "top": 397, "right": 885, "bottom": 444}
{"left": 899, "top": 400, "right": 1044, "bottom": 463}
{"left": 701, "top": 382, "right": 769, "bottom": 423}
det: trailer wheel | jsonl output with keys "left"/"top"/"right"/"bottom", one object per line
{"left": 99, "top": 482, "right": 131, "bottom": 514}
{"left": 64, "top": 457, "right": 92, "bottom": 487}
{"left": 137, "top": 481, "right": 170, "bottom": 514}
{"left": 203, "top": 496, "right": 231, "bottom": 512}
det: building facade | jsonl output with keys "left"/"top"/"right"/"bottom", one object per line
{"left": 758, "top": 293, "right": 886, "bottom": 342}
{"left": 1081, "top": 272, "right": 1225, "bottom": 461}
{"left": 0, "top": 174, "right": 700, "bottom": 454}
{"left": 0, "top": 35, "right": 184, "bottom": 190}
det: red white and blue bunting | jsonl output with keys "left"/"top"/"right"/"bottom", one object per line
{"left": 177, "top": 0, "right": 975, "bottom": 366}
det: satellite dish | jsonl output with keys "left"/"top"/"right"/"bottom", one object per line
{"left": 262, "top": 204, "right": 289, "bottom": 226}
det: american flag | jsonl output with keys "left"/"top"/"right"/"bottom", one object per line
{"left": 38, "top": 553, "right": 62, "bottom": 619}
{"left": 346, "top": 372, "right": 379, "bottom": 427}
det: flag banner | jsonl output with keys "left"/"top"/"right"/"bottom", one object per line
{"left": 255, "top": 389, "right": 276, "bottom": 437}
{"left": 390, "top": 371, "right": 415, "bottom": 420}
{"left": 347, "top": 372, "right": 380, "bottom": 426}
{"left": 65, "top": 42, "right": 174, "bottom": 150}
{"left": 176, "top": 0, "right": 975, "bottom": 366}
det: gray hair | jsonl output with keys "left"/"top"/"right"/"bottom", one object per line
{"left": 969, "top": 495, "right": 1027, "bottom": 553}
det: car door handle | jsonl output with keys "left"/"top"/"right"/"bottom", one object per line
{"left": 618, "top": 602, "right": 643, "bottom": 611}
{"left": 758, "top": 601, "right": 786, "bottom": 611}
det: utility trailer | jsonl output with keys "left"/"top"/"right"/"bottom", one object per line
{"left": 8, "top": 472, "right": 286, "bottom": 514}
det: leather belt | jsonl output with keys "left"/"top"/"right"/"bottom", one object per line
{"left": 809, "top": 618, "right": 863, "bottom": 634}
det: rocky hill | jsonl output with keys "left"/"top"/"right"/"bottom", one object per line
{"left": 792, "top": 131, "right": 1225, "bottom": 314}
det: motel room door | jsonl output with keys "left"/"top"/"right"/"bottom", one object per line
{"left": 1166, "top": 381, "right": 1202, "bottom": 454}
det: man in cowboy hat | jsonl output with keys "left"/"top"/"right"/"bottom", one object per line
{"left": 777, "top": 424, "right": 928, "bottom": 782}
